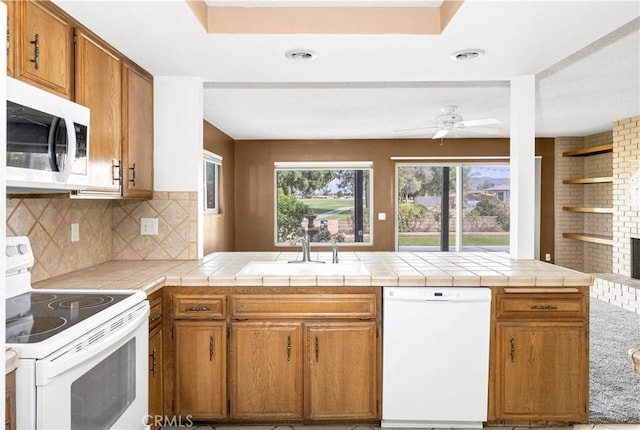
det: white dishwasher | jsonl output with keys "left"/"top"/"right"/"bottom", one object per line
{"left": 382, "top": 287, "right": 491, "bottom": 429}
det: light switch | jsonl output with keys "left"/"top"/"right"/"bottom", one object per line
{"left": 141, "top": 218, "right": 159, "bottom": 236}
{"left": 71, "top": 223, "right": 80, "bottom": 242}
{"left": 378, "top": 213, "right": 386, "bottom": 221}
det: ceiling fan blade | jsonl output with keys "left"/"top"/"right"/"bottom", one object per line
{"left": 459, "top": 118, "right": 501, "bottom": 127}
{"left": 393, "top": 125, "right": 438, "bottom": 132}
{"left": 432, "top": 129, "right": 449, "bottom": 139}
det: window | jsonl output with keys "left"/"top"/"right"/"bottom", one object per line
{"left": 274, "top": 161, "right": 373, "bottom": 245}
{"left": 203, "top": 151, "right": 222, "bottom": 213}
{"left": 396, "top": 163, "right": 510, "bottom": 252}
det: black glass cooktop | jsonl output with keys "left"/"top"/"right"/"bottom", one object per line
{"left": 6, "top": 291, "right": 130, "bottom": 344}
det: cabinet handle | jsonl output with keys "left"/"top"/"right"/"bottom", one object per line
{"left": 287, "top": 335, "right": 291, "bottom": 361}
{"left": 530, "top": 305, "right": 558, "bottom": 310}
{"left": 185, "top": 305, "right": 210, "bottom": 312}
{"left": 6, "top": 15, "right": 9, "bottom": 56}
{"left": 509, "top": 337, "right": 515, "bottom": 363}
{"left": 112, "top": 160, "right": 121, "bottom": 184}
{"left": 149, "top": 312, "right": 162, "bottom": 322}
{"left": 129, "top": 163, "right": 136, "bottom": 186}
{"left": 149, "top": 348, "right": 157, "bottom": 376}
{"left": 30, "top": 33, "right": 39, "bottom": 70}
{"left": 315, "top": 336, "right": 319, "bottom": 362}
{"left": 209, "top": 335, "right": 214, "bottom": 361}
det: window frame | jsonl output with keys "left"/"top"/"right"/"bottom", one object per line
{"left": 273, "top": 161, "right": 374, "bottom": 246}
{"left": 203, "top": 150, "right": 222, "bottom": 214}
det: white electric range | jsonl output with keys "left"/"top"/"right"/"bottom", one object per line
{"left": 5, "top": 236, "right": 150, "bottom": 430}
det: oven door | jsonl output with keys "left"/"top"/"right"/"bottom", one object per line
{"left": 34, "top": 302, "right": 149, "bottom": 430}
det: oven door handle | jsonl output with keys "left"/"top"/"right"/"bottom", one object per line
{"left": 37, "top": 304, "right": 149, "bottom": 385}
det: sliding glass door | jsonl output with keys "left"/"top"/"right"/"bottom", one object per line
{"left": 396, "top": 163, "right": 510, "bottom": 252}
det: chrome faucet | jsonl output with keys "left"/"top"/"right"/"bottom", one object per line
{"left": 331, "top": 237, "right": 339, "bottom": 263}
{"left": 292, "top": 235, "right": 311, "bottom": 262}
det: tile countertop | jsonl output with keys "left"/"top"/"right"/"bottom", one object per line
{"left": 6, "top": 348, "right": 18, "bottom": 374}
{"left": 32, "top": 252, "right": 593, "bottom": 295}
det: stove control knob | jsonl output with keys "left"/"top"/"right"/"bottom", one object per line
{"left": 6, "top": 246, "right": 18, "bottom": 257}
{"left": 18, "top": 244, "right": 29, "bottom": 255}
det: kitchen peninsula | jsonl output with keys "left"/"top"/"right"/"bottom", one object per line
{"left": 34, "top": 251, "right": 592, "bottom": 425}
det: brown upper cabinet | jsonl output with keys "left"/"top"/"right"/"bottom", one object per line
{"left": 6, "top": 0, "right": 15, "bottom": 77}
{"left": 7, "top": 0, "right": 154, "bottom": 199}
{"left": 121, "top": 61, "right": 154, "bottom": 199}
{"left": 14, "top": 0, "right": 74, "bottom": 99}
{"left": 74, "top": 27, "right": 122, "bottom": 197}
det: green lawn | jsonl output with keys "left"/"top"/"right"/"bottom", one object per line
{"left": 399, "top": 234, "right": 509, "bottom": 246}
{"left": 300, "top": 198, "right": 354, "bottom": 220}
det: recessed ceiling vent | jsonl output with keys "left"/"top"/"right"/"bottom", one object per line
{"left": 285, "top": 49, "right": 316, "bottom": 61}
{"left": 451, "top": 49, "right": 485, "bottom": 61}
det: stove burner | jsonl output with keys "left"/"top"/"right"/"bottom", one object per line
{"left": 50, "top": 295, "right": 115, "bottom": 310}
{"left": 8, "top": 316, "right": 67, "bottom": 342}
{"left": 30, "top": 294, "right": 58, "bottom": 304}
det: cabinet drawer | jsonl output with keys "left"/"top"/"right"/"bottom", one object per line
{"left": 230, "top": 294, "right": 377, "bottom": 319}
{"left": 173, "top": 294, "right": 226, "bottom": 319}
{"left": 148, "top": 294, "right": 163, "bottom": 330}
{"left": 496, "top": 294, "right": 586, "bottom": 319}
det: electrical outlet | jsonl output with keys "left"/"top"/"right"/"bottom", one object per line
{"left": 140, "top": 218, "right": 159, "bottom": 236}
{"left": 71, "top": 223, "right": 80, "bottom": 242}
{"left": 545, "top": 253, "right": 551, "bottom": 262}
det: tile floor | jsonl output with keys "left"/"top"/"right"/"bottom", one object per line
{"left": 162, "top": 424, "right": 640, "bottom": 430}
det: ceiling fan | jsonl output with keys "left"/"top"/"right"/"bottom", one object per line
{"left": 396, "top": 105, "right": 501, "bottom": 139}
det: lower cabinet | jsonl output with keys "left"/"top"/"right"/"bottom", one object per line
{"left": 147, "top": 290, "right": 163, "bottom": 430}
{"left": 5, "top": 370, "right": 16, "bottom": 430}
{"left": 490, "top": 287, "right": 589, "bottom": 422}
{"left": 495, "top": 322, "right": 587, "bottom": 419}
{"left": 305, "top": 322, "right": 378, "bottom": 420}
{"left": 229, "top": 322, "right": 303, "bottom": 419}
{"left": 174, "top": 321, "right": 227, "bottom": 420}
{"left": 166, "top": 287, "right": 381, "bottom": 423}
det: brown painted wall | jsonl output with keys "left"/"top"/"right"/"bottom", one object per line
{"left": 203, "top": 121, "right": 235, "bottom": 254}
{"left": 536, "top": 138, "right": 555, "bottom": 263}
{"left": 234, "top": 137, "right": 555, "bottom": 259}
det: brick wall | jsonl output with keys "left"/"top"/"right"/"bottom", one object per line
{"left": 555, "top": 132, "right": 613, "bottom": 273}
{"left": 583, "top": 132, "right": 613, "bottom": 273}
{"left": 555, "top": 137, "right": 586, "bottom": 271}
{"left": 612, "top": 115, "right": 640, "bottom": 277}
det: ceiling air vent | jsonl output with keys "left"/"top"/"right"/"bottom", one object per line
{"left": 285, "top": 49, "right": 316, "bottom": 61}
{"left": 451, "top": 49, "right": 485, "bottom": 61}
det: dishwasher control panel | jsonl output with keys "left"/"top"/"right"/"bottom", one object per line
{"left": 384, "top": 286, "right": 491, "bottom": 302}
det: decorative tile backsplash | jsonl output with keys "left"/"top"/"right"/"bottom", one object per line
{"left": 6, "top": 198, "right": 113, "bottom": 283}
{"left": 113, "top": 192, "right": 198, "bottom": 260}
{"left": 5, "top": 191, "right": 199, "bottom": 283}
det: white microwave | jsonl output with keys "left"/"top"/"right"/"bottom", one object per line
{"left": 6, "top": 77, "right": 90, "bottom": 193}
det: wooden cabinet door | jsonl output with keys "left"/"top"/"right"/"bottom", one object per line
{"left": 5, "top": 371, "right": 16, "bottom": 430}
{"left": 6, "top": 0, "right": 15, "bottom": 77}
{"left": 174, "top": 321, "right": 227, "bottom": 419}
{"left": 16, "top": 0, "right": 73, "bottom": 98}
{"left": 148, "top": 325, "right": 163, "bottom": 430}
{"left": 74, "top": 28, "right": 121, "bottom": 197}
{"left": 122, "top": 61, "right": 153, "bottom": 199}
{"left": 229, "top": 322, "right": 303, "bottom": 420}
{"left": 305, "top": 321, "right": 378, "bottom": 420}
{"left": 495, "top": 321, "right": 588, "bottom": 420}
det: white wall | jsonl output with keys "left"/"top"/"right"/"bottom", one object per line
{"left": 510, "top": 75, "right": 536, "bottom": 260}
{"left": 154, "top": 77, "right": 203, "bottom": 192}
{"left": 154, "top": 76, "right": 204, "bottom": 258}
